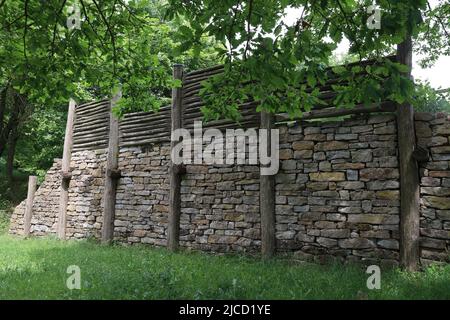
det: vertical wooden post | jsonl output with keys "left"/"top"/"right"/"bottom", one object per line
{"left": 397, "top": 36, "right": 420, "bottom": 271}
{"left": 23, "top": 176, "right": 37, "bottom": 237}
{"left": 168, "top": 64, "right": 184, "bottom": 251}
{"left": 58, "top": 98, "right": 76, "bottom": 240}
{"left": 260, "top": 111, "right": 276, "bottom": 258}
{"left": 101, "top": 89, "right": 122, "bottom": 243}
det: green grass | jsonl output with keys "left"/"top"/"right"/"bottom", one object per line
{"left": 0, "top": 234, "right": 449, "bottom": 300}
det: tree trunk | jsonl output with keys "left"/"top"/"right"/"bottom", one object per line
{"left": 0, "top": 86, "right": 8, "bottom": 157}
{"left": 397, "top": 36, "right": 420, "bottom": 271}
{"left": 6, "top": 126, "right": 18, "bottom": 182}
{"left": 0, "top": 86, "right": 7, "bottom": 134}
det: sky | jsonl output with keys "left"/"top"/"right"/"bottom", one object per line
{"left": 284, "top": 1, "right": 449, "bottom": 89}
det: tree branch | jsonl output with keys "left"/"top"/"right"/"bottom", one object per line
{"left": 50, "top": 0, "right": 68, "bottom": 57}
{"left": 92, "top": 0, "right": 117, "bottom": 76}
{"left": 427, "top": 1, "right": 449, "bottom": 38}
{"left": 23, "top": 0, "right": 29, "bottom": 65}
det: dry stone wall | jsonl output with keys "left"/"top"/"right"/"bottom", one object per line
{"left": 274, "top": 114, "right": 401, "bottom": 265}
{"left": 9, "top": 113, "right": 450, "bottom": 265}
{"left": 66, "top": 150, "right": 107, "bottom": 239}
{"left": 113, "top": 145, "right": 171, "bottom": 246}
{"left": 415, "top": 112, "right": 450, "bottom": 265}
{"left": 10, "top": 159, "right": 61, "bottom": 236}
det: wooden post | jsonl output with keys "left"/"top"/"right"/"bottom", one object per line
{"left": 101, "top": 89, "right": 122, "bottom": 243}
{"left": 57, "top": 98, "right": 76, "bottom": 240}
{"left": 260, "top": 111, "right": 276, "bottom": 258}
{"left": 168, "top": 64, "right": 184, "bottom": 251}
{"left": 23, "top": 176, "right": 37, "bottom": 236}
{"left": 397, "top": 36, "right": 420, "bottom": 271}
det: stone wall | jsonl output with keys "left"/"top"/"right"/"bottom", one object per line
{"left": 274, "top": 114, "right": 401, "bottom": 265}
{"left": 9, "top": 113, "right": 450, "bottom": 265}
{"left": 415, "top": 112, "right": 450, "bottom": 265}
{"left": 180, "top": 163, "right": 261, "bottom": 252}
{"left": 66, "top": 150, "right": 107, "bottom": 239}
{"left": 10, "top": 159, "right": 61, "bottom": 236}
{"left": 113, "top": 145, "right": 171, "bottom": 246}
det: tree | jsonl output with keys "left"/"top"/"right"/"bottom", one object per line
{"left": 0, "top": 0, "right": 220, "bottom": 180}
{"left": 165, "top": 0, "right": 449, "bottom": 121}
{"left": 413, "top": 81, "right": 450, "bottom": 113}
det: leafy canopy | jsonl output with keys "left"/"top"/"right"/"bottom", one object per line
{"left": 166, "top": 0, "right": 449, "bottom": 121}
{"left": 0, "top": 0, "right": 219, "bottom": 112}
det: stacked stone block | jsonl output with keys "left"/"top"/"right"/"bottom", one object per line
{"left": 274, "top": 114, "right": 400, "bottom": 264}
{"left": 180, "top": 163, "right": 261, "bottom": 252}
{"left": 8, "top": 113, "right": 450, "bottom": 265}
{"left": 9, "top": 159, "right": 61, "bottom": 236}
{"left": 66, "top": 150, "right": 107, "bottom": 239}
{"left": 114, "top": 144, "right": 171, "bottom": 246}
{"left": 415, "top": 112, "right": 450, "bottom": 264}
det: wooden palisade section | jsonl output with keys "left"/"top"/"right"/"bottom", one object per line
{"left": 42, "top": 56, "right": 422, "bottom": 268}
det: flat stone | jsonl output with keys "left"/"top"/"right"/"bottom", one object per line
{"left": 351, "top": 150, "right": 373, "bottom": 162}
{"left": 309, "top": 172, "right": 345, "bottom": 182}
{"left": 320, "top": 229, "right": 350, "bottom": 239}
{"left": 360, "top": 168, "right": 399, "bottom": 181}
{"left": 315, "top": 141, "right": 349, "bottom": 151}
{"left": 347, "top": 214, "right": 399, "bottom": 225}
{"left": 434, "top": 123, "right": 450, "bottom": 135}
{"left": 339, "top": 181, "right": 365, "bottom": 190}
{"left": 423, "top": 196, "right": 450, "bottom": 210}
{"left": 276, "top": 230, "right": 296, "bottom": 240}
{"left": 367, "top": 180, "right": 399, "bottom": 190}
{"left": 360, "top": 230, "right": 390, "bottom": 238}
{"left": 437, "top": 210, "right": 450, "bottom": 221}
{"left": 335, "top": 134, "right": 358, "bottom": 140}
{"left": 376, "top": 190, "right": 399, "bottom": 200}
{"left": 421, "top": 187, "right": 450, "bottom": 197}
{"left": 414, "top": 112, "right": 434, "bottom": 121}
{"left": 339, "top": 238, "right": 375, "bottom": 249}
{"left": 292, "top": 141, "right": 314, "bottom": 150}
{"left": 304, "top": 134, "right": 327, "bottom": 141}
{"left": 317, "top": 237, "right": 338, "bottom": 248}
{"left": 373, "top": 125, "right": 396, "bottom": 135}
{"left": 420, "top": 237, "right": 447, "bottom": 249}
{"left": 351, "top": 125, "right": 373, "bottom": 134}
{"left": 421, "top": 177, "right": 441, "bottom": 187}
{"left": 347, "top": 170, "right": 358, "bottom": 181}
{"left": 306, "top": 182, "right": 329, "bottom": 191}
{"left": 420, "top": 228, "right": 450, "bottom": 240}
{"left": 294, "top": 150, "right": 313, "bottom": 159}
{"left": 378, "top": 239, "right": 399, "bottom": 250}
{"left": 415, "top": 121, "right": 432, "bottom": 137}
{"left": 279, "top": 149, "right": 293, "bottom": 160}
{"left": 443, "top": 179, "right": 450, "bottom": 188}
{"left": 332, "top": 162, "right": 365, "bottom": 170}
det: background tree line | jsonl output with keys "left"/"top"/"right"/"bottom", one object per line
{"left": 0, "top": 0, "right": 220, "bottom": 209}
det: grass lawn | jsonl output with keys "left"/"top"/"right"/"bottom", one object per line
{"left": 0, "top": 234, "right": 449, "bottom": 300}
